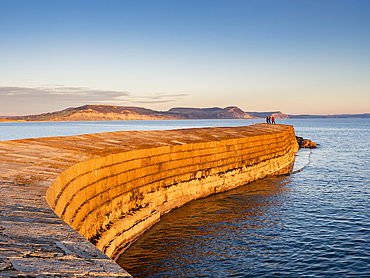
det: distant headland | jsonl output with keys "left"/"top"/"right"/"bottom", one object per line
{"left": 0, "top": 105, "right": 369, "bottom": 122}
{"left": 0, "top": 105, "right": 289, "bottom": 122}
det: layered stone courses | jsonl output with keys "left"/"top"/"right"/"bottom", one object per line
{"left": 47, "top": 124, "right": 298, "bottom": 260}
{"left": 0, "top": 124, "right": 298, "bottom": 277}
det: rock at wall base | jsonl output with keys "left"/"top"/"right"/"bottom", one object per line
{"left": 296, "top": 136, "right": 317, "bottom": 149}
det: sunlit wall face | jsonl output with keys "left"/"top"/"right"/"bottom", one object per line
{"left": 1, "top": 0, "right": 369, "bottom": 116}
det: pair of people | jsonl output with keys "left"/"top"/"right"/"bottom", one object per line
{"left": 266, "top": 116, "right": 275, "bottom": 124}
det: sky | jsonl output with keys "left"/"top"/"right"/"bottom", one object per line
{"left": 1, "top": 0, "right": 369, "bottom": 116}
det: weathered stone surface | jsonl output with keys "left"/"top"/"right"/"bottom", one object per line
{"left": 0, "top": 180, "right": 129, "bottom": 277}
{"left": 0, "top": 124, "right": 298, "bottom": 276}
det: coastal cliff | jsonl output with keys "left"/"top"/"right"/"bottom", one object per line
{"left": 6, "top": 105, "right": 290, "bottom": 122}
{"left": 0, "top": 124, "right": 298, "bottom": 277}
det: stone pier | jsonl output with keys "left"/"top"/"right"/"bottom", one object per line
{"left": 0, "top": 124, "right": 298, "bottom": 277}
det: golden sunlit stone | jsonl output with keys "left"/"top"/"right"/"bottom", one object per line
{"left": 0, "top": 124, "right": 298, "bottom": 276}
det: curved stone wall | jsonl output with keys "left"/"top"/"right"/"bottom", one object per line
{"left": 0, "top": 124, "right": 298, "bottom": 276}
{"left": 46, "top": 124, "right": 298, "bottom": 260}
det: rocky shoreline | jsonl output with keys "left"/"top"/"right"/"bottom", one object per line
{"left": 296, "top": 136, "right": 317, "bottom": 148}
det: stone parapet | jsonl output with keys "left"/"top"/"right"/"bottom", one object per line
{"left": 0, "top": 124, "right": 298, "bottom": 277}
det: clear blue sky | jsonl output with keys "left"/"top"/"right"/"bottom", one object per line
{"left": 1, "top": 0, "right": 369, "bottom": 115}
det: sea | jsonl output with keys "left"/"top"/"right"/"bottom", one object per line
{"left": 1, "top": 118, "right": 369, "bottom": 277}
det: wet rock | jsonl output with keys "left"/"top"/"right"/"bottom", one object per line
{"left": 296, "top": 136, "right": 317, "bottom": 148}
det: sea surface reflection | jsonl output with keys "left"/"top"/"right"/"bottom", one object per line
{"left": 117, "top": 176, "right": 294, "bottom": 277}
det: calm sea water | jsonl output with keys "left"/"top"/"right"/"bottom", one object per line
{"left": 1, "top": 119, "right": 369, "bottom": 277}
{"left": 0, "top": 119, "right": 257, "bottom": 141}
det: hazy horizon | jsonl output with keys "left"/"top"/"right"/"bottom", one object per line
{"left": 1, "top": 1, "right": 369, "bottom": 116}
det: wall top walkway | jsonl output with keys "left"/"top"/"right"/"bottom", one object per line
{"left": 0, "top": 124, "right": 293, "bottom": 277}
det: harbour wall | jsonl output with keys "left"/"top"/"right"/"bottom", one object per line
{"left": 0, "top": 124, "right": 298, "bottom": 277}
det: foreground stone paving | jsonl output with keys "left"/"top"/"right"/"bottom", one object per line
{"left": 0, "top": 179, "right": 129, "bottom": 277}
{"left": 0, "top": 124, "right": 297, "bottom": 277}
